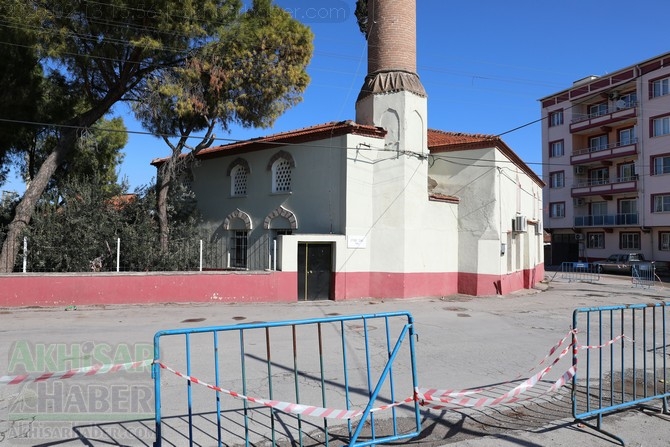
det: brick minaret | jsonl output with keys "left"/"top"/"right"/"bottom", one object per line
{"left": 356, "top": 0, "right": 427, "bottom": 154}
{"left": 357, "top": 0, "right": 426, "bottom": 103}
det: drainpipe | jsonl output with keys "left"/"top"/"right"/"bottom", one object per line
{"left": 635, "top": 65, "right": 653, "bottom": 258}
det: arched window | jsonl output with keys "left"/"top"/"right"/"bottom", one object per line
{"left": 268, "top": 151, "right": 295, "bottom": 193}
{"left": 272, "top": 158, "right": 292, "bottom": 193}
{"left": 231, "top": 165, "right": 248, "bottom": 196}
{"left": 227, "top": 158, "right": 250, "bottom": 197}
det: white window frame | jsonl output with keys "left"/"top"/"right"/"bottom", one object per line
{"left": 652, "top": 78, "right": 670, "bottom": 98}
{"left": 549, "top": 202, "right": 565, "bottom": 218}
{"left": 619, "top": 198, "right": 637, "bottom": 215}
{"left": 620, "top": 232, "right": 640, "bottom": 250}
{"left": 660, "top": 232, "right": 670, "bottom": 251}
{"left": 589, "top": 103, "right": 608, "bottom": 117}
{"left": 587, "top": 232, "right": 605, "bottom": 249}
{"left": 549, "top": 140, "right": 564, "bottom": 158}
{"left": 618, "top": 127, "right": 636, "bottom": 146}
{"left": 591, "top": 201, "right": 607, "bottom": 216}
{"left": 653, "top": 194, "right": 670, "bottom": 213}
{"left": 549, "top": 171, "right": 564, "bottom": 188}
{"left": 618, "top": 92, "right": 637, "bottom": 108}
{"left": 652, "top": 116, "right": 670, "bottom": 137}
{"left": 549, "top": 110, "right": 563, "bottom": 127}
{"left": 589, "top": 134, "right": 609, "bottom": 151}
{"left": 618, "top": 163, "right": 636, "bottom": 182}
{"left": 653, "top": 155, "right": 670, "bottom": 175}
{"left": 589, "top": 167, "right": 609, "bottom": 185}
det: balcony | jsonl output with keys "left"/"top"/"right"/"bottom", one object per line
{"left": 572, "top": 176, "right": 638, "bottom": 197}
{"left": 574, "top": 213, "right": 639, "bottom": 227}
{"left": 570, "top": 102, "right": 637, "bottom": 134}
{"left": 571, "top": 139, "right": 638, "bottom": 164}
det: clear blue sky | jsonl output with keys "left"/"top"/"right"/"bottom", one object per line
{"left": 3, "top": 0, "right": 669, "bottom": 194}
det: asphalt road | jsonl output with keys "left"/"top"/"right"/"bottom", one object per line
{"left": 1, "top": 272, "right": 670, "bottom": 446}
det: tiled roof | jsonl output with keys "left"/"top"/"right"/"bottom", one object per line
{"left": 427, "top": 129, "right": 499, "bottom": 148}
{"left": 151, "top": 121, "right": 386, "bottom": 165}
{"left": 427, "top": 129, "right": 544, "bottom": 187}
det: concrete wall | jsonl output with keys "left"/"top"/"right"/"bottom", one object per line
{"left": 0, "top": 272, "right": 296, "bottom": 307}
{"left": 429, "top": 146, "right": 544, "bottom": 294}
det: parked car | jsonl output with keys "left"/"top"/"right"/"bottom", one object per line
{"left": 593, "top": 253, "right": 668, "bottom": 275}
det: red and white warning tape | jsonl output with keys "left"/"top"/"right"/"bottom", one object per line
{"left": 0, "top": 331, "right": 632, "bottom": 420}
{"left": 0, "top": 359, "right": 152, "bottom": 386}
{"left": 157, "top": 361, "right": 412, "bottom": 419}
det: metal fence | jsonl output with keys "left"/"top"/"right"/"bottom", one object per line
{"left": 572, "top": 303, "right": 670, "bottom": 444}
{"left": 631, "top": 262, "right": 658, "bottom": 289}
{"left": 560, "top": 261, "right": 600, "bottom": 282}
{"left": 0, "top": 233, "right": 273, "bottom": 273}
{"left": 152, "top": 312, "right": 420, "bottom": 447}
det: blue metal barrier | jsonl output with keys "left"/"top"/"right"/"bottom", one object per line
{"left": 631, "top": 262, "right": 657, "bottom": 289}
{"left": 561, "top": 261, "right": 600, "bottom": 282}
{"left": 152, "top": 312, "right": 420, "bottom": 447}
{"left": 572, "top": 303, "right": 670, "bottom": 445}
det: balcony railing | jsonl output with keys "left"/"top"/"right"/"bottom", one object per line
{"left": 572, "top": 138, "right": 638, "bottom": 157}
{"left": 569, "top": 103, "right": 637, "bottom": 133}
{"left": 572, "top": 176, "right": 638, "bottom": 197}
{"left": 573, "top": 175, "right": 638, "bottom": 188}
{"left": 574, "top": 213, "right": 639, "bottom": 227}
{"left": 571, "top": 101, "right": 638, "bottom": 124}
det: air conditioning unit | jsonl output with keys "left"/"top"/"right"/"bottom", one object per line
{"left": 513, "top": 215, "right": 528, "bottom": 233}
{"left": 573, "top": 198, "right": 586, "bottom": 207}
{"left": 574, "top": 166, "right": 586, "bottom": 175}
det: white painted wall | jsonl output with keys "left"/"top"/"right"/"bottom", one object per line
{"left": 429, "top": 146, "right": 543, "bottom": 276}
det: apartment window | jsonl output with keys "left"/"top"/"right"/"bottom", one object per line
{"left": 653, "top": 155, "right": 670, "bottom": 175}
{"left": 652, "top": 115, "right": 670, "bottom": 137}
{"left": 549, "top": 202, "right": 565, "bottom": 218}
{"left": 549, "top": 140, "right": 564, "bottom": 158}
{"left": 589, "top": 134, "right": 609, "bottom": 151}
{"left": 231, "top": 165, "right": 248, "bottom": 196}
{"left": 660, "top": 232, "right": 670, "bottom": 251}
{"left": 619, "top": 198, "right": 637, "bottom": 215}
{"left": 549, "top": 171, "right": 564, "bottom": 188}
{"left": 618, "top": 127, "right": 636, "bottom": 146}
{"left": 618, "top": 92, "right": 637, "bottom": 108}
{"left": 273, "top": 159, "right": 292, "bottom": 192}
{"left": 618, "top": 163, "right": 636, "bottom": 182}
{"left": 549, "top": 110, "right": 563, "bottom": 127}
{"left": 589, "top": 103, "right": 608, "bottom": 117}
{"left": 653, "top": 194, "right": 670, "bottom": 213}
{"left": 591, "top": 201, "right": 607, "bottom": 216}
{"left": 230, "top": 230, "right": 248, "bottom": 268}
{"left": 651, "top": 77, "right": 670, "bottom": 98}
{"left": 620, "top": 232, "right": 640, "bottom": 250}
{"left": 587, "top": 232, "right": 605, "bottom": 249}
{"left": 589, "top": 167, "right": 609, "bottom": 185}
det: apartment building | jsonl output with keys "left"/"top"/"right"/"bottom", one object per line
{"left": 541, "top": 52, "right": 670, "bottom": 265}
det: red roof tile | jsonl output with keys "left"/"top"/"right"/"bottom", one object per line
{"left": 151, "top": 121, "right": 386, "bottom": 165}
{"left": 427, "top": 129, "right": 544, "bottom": 187}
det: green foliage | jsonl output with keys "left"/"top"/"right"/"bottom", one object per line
{"left": 25, "top": 178, "right": 201, "bottom": 272}
{"left": 134, "top": 0, "right": 313, "bottom": 134}
{"left": 355, "top": 0, "right": 368, "bottom": 39}
{"left": 0, "top": 1, "right": 43, "bottom": 174}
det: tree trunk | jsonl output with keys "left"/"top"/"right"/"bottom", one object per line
{"left": 0, "top": 131, "right": 76, "bottom": 272}
{"left": 157, "top": 166, "right": 171, "bottom": 254}
{"left": 0, "top": 97, "right": 120, "bottom": 273}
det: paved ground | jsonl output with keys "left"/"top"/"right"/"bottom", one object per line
{"left": 1, "top": 272, "right": 670, "bottom": 446}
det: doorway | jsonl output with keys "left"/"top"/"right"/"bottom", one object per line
{"left": 297, "top": 243, "right": 333, "bottom": 300}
